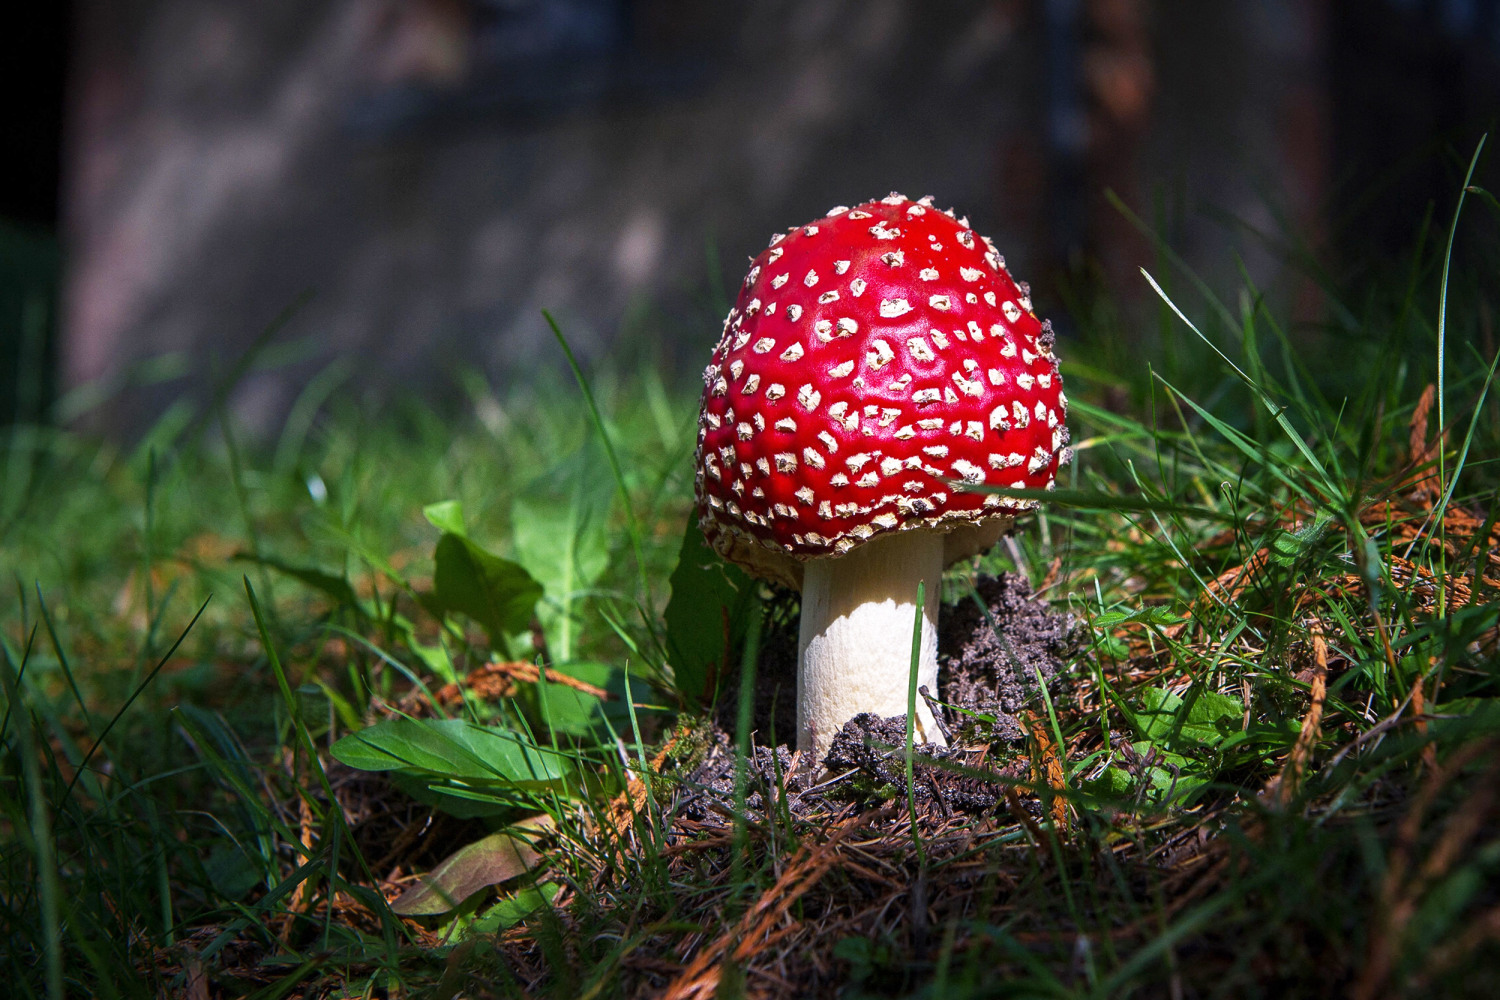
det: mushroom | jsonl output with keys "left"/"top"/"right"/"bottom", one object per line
{"left": 693, "top": 194, "right": 1071, "bottom": 761}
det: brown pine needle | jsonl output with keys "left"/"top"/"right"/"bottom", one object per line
{"left": 1264, "top": 626, "right": 1329, "bottom": 809}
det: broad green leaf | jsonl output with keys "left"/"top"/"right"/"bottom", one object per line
{"left": 1179, "top": 688, "right": 1246, "bottom": 746}
{"left": 1268, "top": 527, "right": 1301, "bottom": 565}
{"left": 834, "top": 937, "right": 893, "bottom": 984}
{"left": 512, "top": 449, "right": 614, "bottom": 661}
{"left": 391, "top": 820, "right": 551, "bottom": 915}
{"left": 1096, "top": 634, "right": 1131, "bottom": 659}
{"left": 428, "top": 533, "right": 544, "bottom": 645}
{"left": 330, "top": 717, "right": 570, "bottom": 787}
{"left": 1087, "top": 743, "right": 1209, "bottom": 805}
{"left": 203, "top": 841, "right": 264, "bottom": 901}
{"left": 419, "top": 498, "right": 544, "bottom": 649}
{"left": 470, "top": 881, "right": 561, "bottom": 934}
{"left": 528, "top": 660, "right": 628, "bottom": 737}
{"left": 1133, "top": 746, "right": 1207, "bottom": 800}
{"left": 1136, "top": 686, "right": 1244, "bottom": 748}
{"left": 407, "top": 631, "right": 459, "bottom": 685}
{"left": 423, "top": 500, "right": 467, "bottom": 536}
{"left": 662, "top": 516, "right": 758, "bottom": 706}
{"left": 1135, "top": 687, "right": 1181, "bottom": 743}
{"left": 389, "top": 772, "right": 514, "bottom": 818}
{"left": 1267, "top": 513, "right": 1335, "bottom": 566}
{"left": 1087, "top": 763, "right": 1141, "bottom": 798}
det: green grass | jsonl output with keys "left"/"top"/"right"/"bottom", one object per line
{"left": 3, "top": 161, "right": 1500, "bottom": 997}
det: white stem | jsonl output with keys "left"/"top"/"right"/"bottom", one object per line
{"left": 796, "top": 530, "right": 947, "bottom": 760}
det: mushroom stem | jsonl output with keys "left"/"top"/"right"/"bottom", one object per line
{"left": 797, "top": 529, "right": 948, "bottom": 760}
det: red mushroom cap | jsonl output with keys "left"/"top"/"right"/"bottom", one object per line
{"left": 694, "top": 194, "right": 1071, "bottom": 587}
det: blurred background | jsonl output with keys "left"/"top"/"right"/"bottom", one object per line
{"left": 2, "top": 0, "right": 1498, "bottom": 438}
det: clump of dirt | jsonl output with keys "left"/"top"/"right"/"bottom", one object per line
{"left": 676, "top": 730, "right": 802, "bottom": 823}
{"left": 939, "top": 572, "right": 1081, "bottom": 739}
{"left": 821, "top": 713, "right": 1028, "bottom": 814}
{"left": 676, "top": 571, "right": 1078, "bottom": 818}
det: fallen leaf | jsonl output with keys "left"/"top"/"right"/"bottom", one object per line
{"left": 391, "top": 815, "right": 554, "bottom": 915}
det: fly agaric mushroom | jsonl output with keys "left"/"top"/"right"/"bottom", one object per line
{"left": 693, "top": 194, "right": 1071, "bottom": 761}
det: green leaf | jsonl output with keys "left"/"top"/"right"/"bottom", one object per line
{"left": 233, "top": 553, "right": 360, "bottom": 608}
{"left": 423, "top": 500, "right": 467, "bottom": 536}
{"left": 1133, "top": 745, "right": 1207, "bottom": 801}
{"left": 1135, "top": 686, "right": 1245, "bottom": 749}
{"left": 330, "top": 717, "right": 571, "bottom": 787}
{"left": 662, "top": 516, "right": 758, "bottom": 706}
{"left": 1267, "top": 528, "right": 1300, "bottom": 565}
{"left": 419, "top": 499, "right": 544, "bottom": 649}
{"left": 1267, "top": 513, "right": 1334, "bottom": 566}
{"left": 428, "top": 533, "right": 544, "bottom": 645}
{"left": 1087, "top": 743, "right": 1210, "bottom": 806}
{"left": 471, "top": 881, "right": 561, "bottom": 934}
{"left": 512, "top": 449, "right": 614, "bottom": 661}
{"left": 529, "top": 660, "right": 628, "bottom": 737}
{"left": 1096, "top": 634, "right": 1131, "bottom": 659}
{"left": 1135, "top": 687, "right": 1182, "bottom": 743}
{"left": 1093, "top": 606, "right": 1186, "bottom": 630}
{"left": 390, "top": 822, "right": 549, "bottom": 915}
{"left": 1179, "top": 688, "right": 1246, "bottom": 745}
{"left": 834, "top": 937, "right": 878, "bottom": 983}
{"left": 401, "top": 627, "right": 459, "bottom": 685}
{"left": 1087, "top": 763, "right": 1140, "bottom": 798}
{"left": 203, "top": 841, "right": 264, "bottom": 901}
{"left": 388, "top": 772, "right": 512, "bottom": 818}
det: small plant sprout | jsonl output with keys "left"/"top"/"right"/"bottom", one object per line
{"left": 693, "top": 194, "right": 1071, "bottom": 760}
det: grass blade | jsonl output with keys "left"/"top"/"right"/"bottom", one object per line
{"left": 1141, "top": 267, "right": 1336, "bottom": 492}
{"left": 0, "top": 641, "right": 62, "bottom": 1000}
{"left": 59, "top": 596, "right": 212, "bottom": 808}
{"left": 1436, "top": 136, "right": 1487, "bottom": 476}
{"left": 543, "top": 310, "right": 654, "bottom": 624}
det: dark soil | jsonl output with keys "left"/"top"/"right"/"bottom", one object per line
{"left": 938, "top": 571, "right": 1080, "bottom": 739}
{"left": 821, "top": 713, "right": 1030, "bottom": 814}
{"left": 683, "top": 571, "right": 1080, "bottom": 818}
